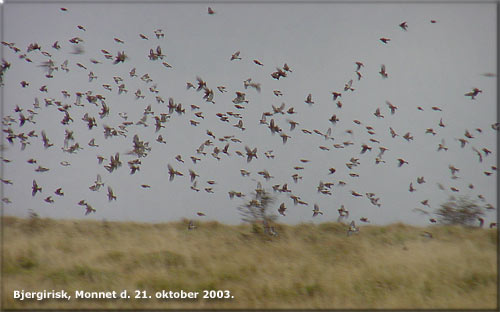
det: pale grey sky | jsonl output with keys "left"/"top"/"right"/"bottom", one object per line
{"left": 1, "top": 1, "right": 497, "bottom": 226}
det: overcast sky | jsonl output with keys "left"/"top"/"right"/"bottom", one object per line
{"left": 1, "top": 1, "right": 497, "bottom": 226}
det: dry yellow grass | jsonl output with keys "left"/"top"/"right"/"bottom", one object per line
{"left": 2, "top": 216, "right": 498, "bottom": 309}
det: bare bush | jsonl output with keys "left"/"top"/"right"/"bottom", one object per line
{"left": 237, "top": 188, "right": 277, "bottom": 235}
{"left": 435, "top": 196, "right": 485, "bottom": 226}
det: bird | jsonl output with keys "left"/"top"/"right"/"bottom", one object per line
{"left": 186, "top": 180, "right": 199, "bottom": 192}
{"left": 389, "top": 127, "right": 399, "bottom": 138}
{"left": 186, "top": 220, "right": 196, "bottom": 230}
{"left": 0, "top": 179, "right": 13, "bottom": 185}
{"left": 360, "top": 144, "right": 372, "bottom": 154}
{"left": 253, "top": 59, "right": 264, "bottom": 66}
{"left": 425, "top": 128, "right": 436, "bottom": 136}
{"left": 337, "top": 205, "right": 349, "bottom": 220}
{"left": 189, "top": 169, "right": 199, "bottom": 182}
{"left": 89, "top": 174, "right": 104, "bottom": 191}
{"left": 167, "top": 164, "right": 183, "bottom": 181}
{"left": 305, "top": 94, "right": 314, "bottom": 105}
{"left": 386, "top": 101, "right": 397, "bottom": 114}
{"left": 44, "top": 196, "right": 54, "bottom": 203}
{"left": 32, "top": 180, "right": 42, "bottom": 196}
{"left": 278, "top": 203, "right": 286, "bottom": 216}
{"left": 475, "top": 217, "right": 485, "bottom": 228}
{"left": 449, "top": 165, "right": 460, "bottom": 175}
{"left": 409, "top": 183, "right": 416, "bottom": 192}
{"left": 472, "top": 147, "right": 483, "bottom": 162}
{"left": 439, "top": 118, "right": 446, "bottom": 127}
{"left": 457, "top": 138, "right": 469, "bottom": 148}
{"left": 397, "top": 158, "right": 409, "bottom": 167}
{"left": 107, "top": 186, "right": 117, "bottom": 201}
{"left": 312, "top": 204, "right": 323, "bottom": 217}
{"left": 374, "top": 108, "right": 384, "bottom": 118}
{"left": 464, "top": 130, "right": 474, "bottom": 139}
{"left": 403, "top": 132, "right": 413, "bottom": 141}
{"left": 464, "top": 88, "right": 482, "bottom": 99}
{"left": 379, "top": 64, "right": 388, "bottom": 78}
{"left": 280, "top": 132, "right": 290, "bottom": 144}
{"left": 245, "top": 146, "right": 257, "bottom": 162}
{"left": 344, "top": 80, "right": 354, "bottom": 91}
{"left": 41, "top": 130, "right": 53, "bottom": 148}
{"left": 351, "top": 191, "right": 362, "bottom": 197}
{"left": 421, "top": 232, "right": 433, "bottom": 239}
{"left": 437, "top": 139, "right": 448, "bottom": 152}
{"left": 175, "top": 154, "right": 185, "bottom": 163}
{"left": 230, "top": 51, "right": 241, "bottom": 61}
{"left": 347, "top": 221, "right": 359, "bottom": 236}
{"left": 268, "top": 226, "right": 278, "bottom": 237}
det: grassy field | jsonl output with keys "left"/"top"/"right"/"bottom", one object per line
{"left": 2, "top": 216, "right": 498, "bottom": 309}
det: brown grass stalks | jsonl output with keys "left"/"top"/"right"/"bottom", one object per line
{"left": 2, "top": 216, "right": 497, "bottom": 309}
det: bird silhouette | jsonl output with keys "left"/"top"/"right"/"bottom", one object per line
{"left": 347, "top": 221, "right": 359, "bottom": 236}
{"left": 312, "top": 204, "right": 323, "bottom": 217}
{"left": 464, "top": 88, "right": 482, "bottom": 99}
{"left": 379, "top": 64, "right": 388, "bottom": 78}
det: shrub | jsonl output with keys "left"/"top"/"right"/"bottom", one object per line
{"left": 435, "top": 196, "right": 485, "bottom": 226}
{"left": 237, "top": 186, "right": 277, "bottom": 235}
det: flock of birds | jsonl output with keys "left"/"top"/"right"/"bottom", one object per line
{"left": 1, "top": 6, "right": 497, "bottom": 235}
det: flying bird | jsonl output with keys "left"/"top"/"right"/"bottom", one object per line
{"left": 379, "top": 64, "right": 388, "bottom": 78}
{"left": 167, "top": 164, "right": 183, "bottom": 181}
{"left": 312, "top": 204, "right": 323, "bottom": 217}
{"left": 386, "top": 101, "right": 397, "bottom": 114}
{"left": 347, "top": 221, "right": 359, "bottom": 236}
{"left": 32, "top": 180, "right": 42, "bottom": 196}
{"left": 278, "top": 203, "right": 287, "bottom": 216}
{"left": 253, "top": 59, "right": 264, "bottom": 66}
{"left": 355, "top": 61, "right": 364, "bottom": 71}
{"left": 107, "top": 186, "right": 117, "bottom": 201}
{"left": 464, "top": 88, "right": 482, "bottom": 99}
{"left": 230, "top": 51, "right": 241, "bottom": 61}
{"left": 245, "top": 146, "right": 258, "bottom": 162}
{"left": 305, "top": 94, "right": 314, "bottom": 105}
